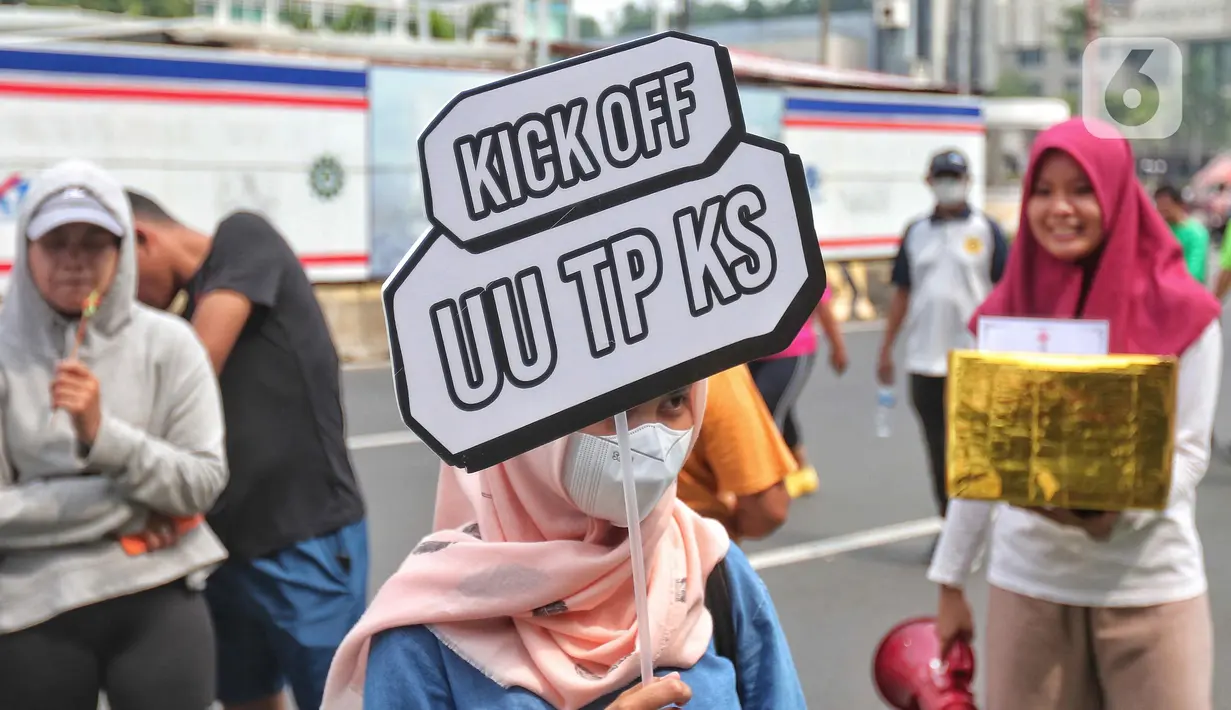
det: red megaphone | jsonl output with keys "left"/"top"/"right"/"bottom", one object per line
{"left": 872, "top": 616, "right": 978, "bottom": 710}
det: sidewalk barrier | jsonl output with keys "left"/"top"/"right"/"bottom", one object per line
{"left": 315, "top": 281, "right": 390, "bottom": 365}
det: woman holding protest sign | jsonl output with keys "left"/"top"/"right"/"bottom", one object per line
{"left": 928, "top": 119, "right": 1220, "bottom": 709}
{"left": 321, "top": 381, "right": 806, "bottom": 710}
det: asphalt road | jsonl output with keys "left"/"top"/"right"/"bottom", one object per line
{"left": 340, "top": 319, "right": 1231, "bottom": 709}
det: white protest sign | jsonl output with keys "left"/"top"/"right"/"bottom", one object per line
{"left": 419, "top": 31, "right": 744, "bottom": 250}
{"left": 387, "top": 33, "right": 826, "bottom": 471}
{"left": 388, "top": 139, "right": 822, "bottom": 469}
{"left": 976, "top": 316, "right": 1110, "bottom": 355}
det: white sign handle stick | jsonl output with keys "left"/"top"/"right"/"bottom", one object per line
{"left": 615, "top": 410, "right": 655, "bottom": 687}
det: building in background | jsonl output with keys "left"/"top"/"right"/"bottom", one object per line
{"left": 983, "top": 0, "right": 1231, "bottom": 182}
{"left": 1101, "top": 0, "right": 1231, "bottom": 179}
{"left": 604, "top": 0, "right": 995, "bottom": 83}
{"left": 607, "top": 10, "right": 874, "bottom": 69}
{"left": 867, "top": 0, "right": 999, "bottom": 90}
{"left": 990, "top": 0, "right": 1081, "bottom": 99}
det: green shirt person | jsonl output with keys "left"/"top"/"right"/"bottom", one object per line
{"left": 1219, "top": 222, "right": 1231, "bottom": 300}
{"left": 1154, "top": 185, "right": 1209, "bottom": 284}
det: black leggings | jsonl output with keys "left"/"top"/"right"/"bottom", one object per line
{"left": 910, "top": 374, "right": 949, "bottom": 517}
{"left": 0, "top": 580, "right": 215, "bottom": 710}
{"left": 748, "top": 354, "right": 817, "bottom": 450}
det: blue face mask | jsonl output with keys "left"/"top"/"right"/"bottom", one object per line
{"left": 561, "top": 423, "right": 693, "bottom": 527}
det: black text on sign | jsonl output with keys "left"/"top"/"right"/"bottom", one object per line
{"left": 419, "top": 32, "right": 744, "bottom": 249}
{"left": 387, "top": 138, "right": 825, "bottom": 470}
{"left": 454, "top": 65, "right": 699, "bottom": 224}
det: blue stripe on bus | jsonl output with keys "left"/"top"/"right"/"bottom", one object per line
{"left": 785, "top": 97, "right": 982, "bottom": 119}
{"left": 0, "top": 48, "right": 367, "bottom": 90}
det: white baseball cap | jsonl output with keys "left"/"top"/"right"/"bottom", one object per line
{"left": 26, "top": 187, "right": 123, "bottom": 241}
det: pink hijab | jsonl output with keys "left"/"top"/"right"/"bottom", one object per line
{"left": 322, "top": 382, "right": 730, "bottom": 710}
{"left": 972, "top": 118, "right": 1219, "bottom": 356}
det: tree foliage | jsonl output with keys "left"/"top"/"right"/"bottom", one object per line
{"left": 1054, "top": 3, "right": 1087, "bottom": 53}
{"left": 464, "top": 2, "right": 601, "bottom": 39}
{"left": 990, "top": 71, "right": 1037, "bottom": 98}
{"left": 467, "top": 2, "right": 499, "bottom": 36}
{"left": 19, "top": 0, "right": 194, "bottom": 17}
{"left": 578, "top": 16, "right": 601, "bottom": 37}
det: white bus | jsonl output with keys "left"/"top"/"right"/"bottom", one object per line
{"left": 0, "top": 41, "right": 372, "bottom": 285}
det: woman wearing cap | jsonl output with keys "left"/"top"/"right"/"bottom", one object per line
{"left": 930, "top": 119, "right": 1220, "bottom": 709}
{"left": 321, "top": 383, "right": 806, "bottom": 710}
{"left": 0, "top": 161, "right": 229, "bottom": 709}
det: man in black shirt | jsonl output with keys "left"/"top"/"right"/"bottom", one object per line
{"left": 127, "top": 191, "right": 367, "bottom": 710}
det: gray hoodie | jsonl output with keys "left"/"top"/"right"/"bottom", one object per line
{"left": 0, "top": 160, "right": 229, "bottom": 634}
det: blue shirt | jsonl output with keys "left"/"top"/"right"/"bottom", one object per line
{"left": 363, "top": 545, "right": 805, "bottom": 709}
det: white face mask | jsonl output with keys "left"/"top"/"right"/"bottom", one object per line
{"left": 561, "top": 423, "right": 693, "bottom": 527}
{"left": 931, "top": 178, "right": 969, "bottom": 206}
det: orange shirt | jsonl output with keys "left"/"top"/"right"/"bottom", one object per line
{"left": 678, "top": 364, "right": 798, "bottom": 535}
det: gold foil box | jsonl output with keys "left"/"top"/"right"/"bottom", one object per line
{"left": 946, "top": 350, "right": 1178, "bottom": 511}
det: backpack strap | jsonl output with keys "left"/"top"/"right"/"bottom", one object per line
{"left": 704, "top": 555, "right": 739, "bottom": 684}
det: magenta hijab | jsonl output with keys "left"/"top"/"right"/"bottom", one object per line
{"left": 972, "top": 118, "right": 1219, "bottom": 356}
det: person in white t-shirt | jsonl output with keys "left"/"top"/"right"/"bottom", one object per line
{"left": 878, "top": 149, "right": 1009, "bottom": 527}
{"left": 929, "top": 119, "right": 1222, "bottom": 709}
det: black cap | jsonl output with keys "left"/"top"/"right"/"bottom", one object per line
{"left": 928, "top": 149, "right": 969, "bottom": 178}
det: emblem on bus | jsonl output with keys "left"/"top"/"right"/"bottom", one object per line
{"left": 309, "top": 155, "right": 345, "bottom": 201}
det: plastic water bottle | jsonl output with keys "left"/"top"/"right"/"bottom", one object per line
{"left": 875, "top": 386, "right": 895, "bottom": 438}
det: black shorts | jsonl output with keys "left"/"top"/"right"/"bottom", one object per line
{"left": 0, "top": 580, "right": 215, "bottom": 710}
{"left": 747, "top": 354, "right": 817, "bottom": 449}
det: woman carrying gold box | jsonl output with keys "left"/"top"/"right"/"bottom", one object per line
{"left": 926, "top": 118, "right": 1222, "bottom": 710}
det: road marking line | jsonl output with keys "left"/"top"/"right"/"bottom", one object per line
{"left": 342, "top": 362, "right": 390, "bottom": 372}
{"left": 747, "top": 516, "right": 943, "bottom": 571}
{"left": 839, "top": 319, "right": 886, "bottom": 333}
{"left": 348, "top": 430, "right": 421, "bottom": 449}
